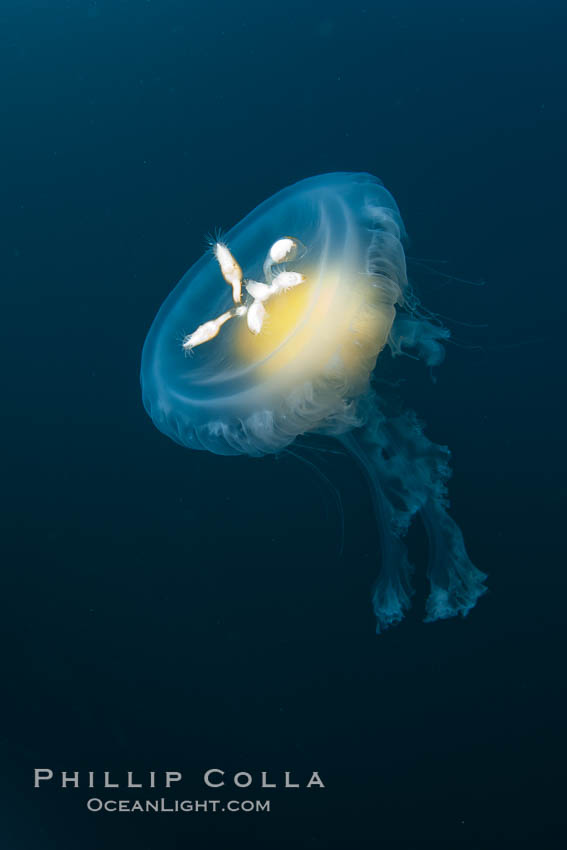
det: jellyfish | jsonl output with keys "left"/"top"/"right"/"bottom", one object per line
{"left": 141, "top": 172, "right": 486, "bottom": 632}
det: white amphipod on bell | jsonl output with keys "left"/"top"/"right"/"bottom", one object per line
{"left": 269, "top": 237, "right": 306, "bottom": 264}
{"left": 263, "top": 236, "right": 306, "bottom": 282}
{"left": 182, "top": 306, "right": 245, "bottom": 351}
{"left": 247, "top": 299, "right": 266, "bottom": 334}
{"left": 213, "top": 241, "right": 243, "bottom": 303}
{"left": 183, "top": 318, "right": 224, "bottom": 350}
{"left": 272, "top": 271, "right": 306, "bottom": 292}
{"left": 245, "top": 280, "right": 272, "bottom": 302}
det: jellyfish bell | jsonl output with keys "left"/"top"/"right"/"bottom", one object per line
{"left": 142, "top": 173, "right": 402, "bottom": 455}
{"left": 141, "top": 172, "right": 486, "bottom": 632}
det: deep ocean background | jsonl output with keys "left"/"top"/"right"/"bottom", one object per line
{"left": 2, "top": 1, "right": 566, "bottom": 847}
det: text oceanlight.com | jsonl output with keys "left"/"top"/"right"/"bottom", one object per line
{"left": 87, "top": 798, "right": 270, "bottom": 813}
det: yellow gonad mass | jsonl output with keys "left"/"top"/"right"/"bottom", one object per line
{"left": 235, "top": 265, "right": 392, "bottom": 392}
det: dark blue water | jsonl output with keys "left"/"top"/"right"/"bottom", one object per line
{"left": 2, "top": 1, "right": 566, "bottom": 847}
